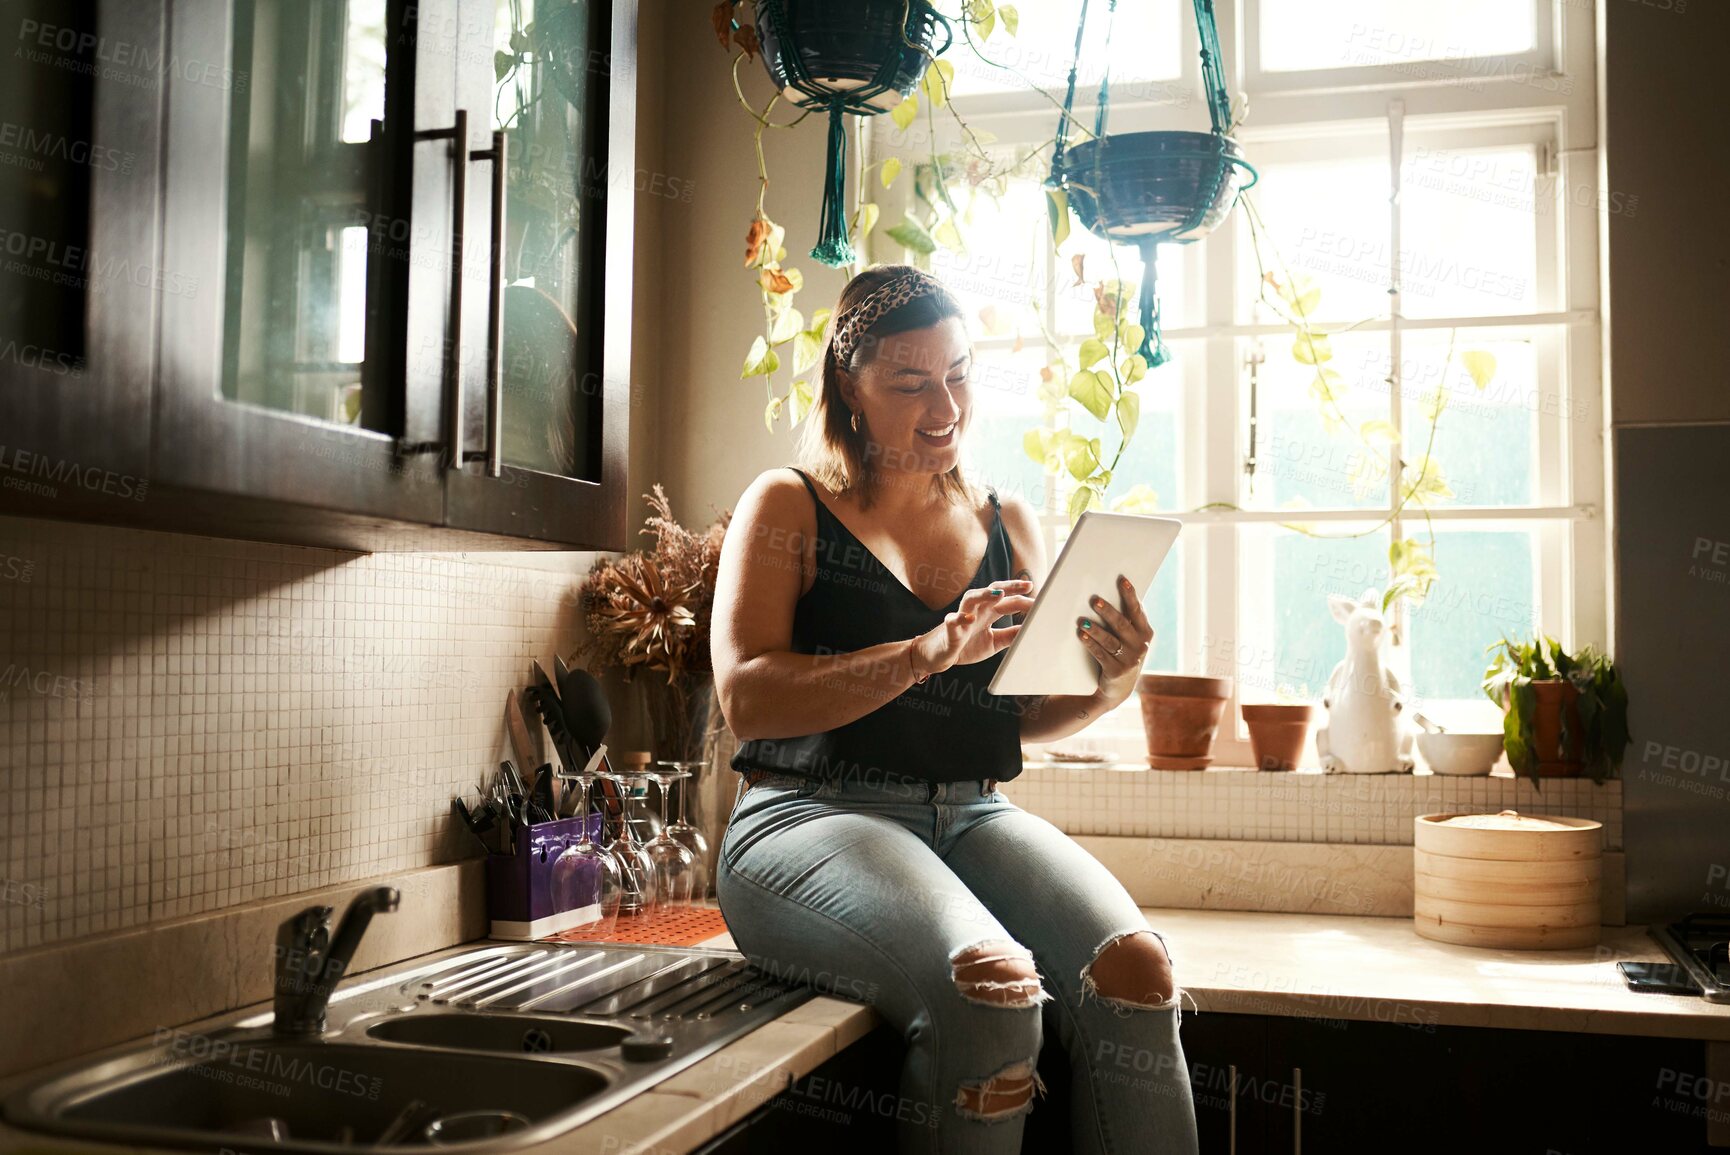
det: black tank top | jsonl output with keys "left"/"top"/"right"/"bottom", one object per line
{"left": 729, "top": 467, "right": 1025, "bottom": 786}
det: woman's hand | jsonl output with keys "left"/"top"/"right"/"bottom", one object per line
{"left": 912, "top": 580, "right": 1036, "bottom": 677}
{"left": 1078, "top": 573, "right": 1155, "bottom": 705}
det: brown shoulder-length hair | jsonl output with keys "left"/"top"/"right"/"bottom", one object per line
{"left": 793, "top": 264, "right": 982, "bottom": 512}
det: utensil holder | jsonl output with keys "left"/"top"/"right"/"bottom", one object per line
{"left": 484, "top": 811, "right": 605, "bottom": 941}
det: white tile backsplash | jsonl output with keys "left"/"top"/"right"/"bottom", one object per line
{"left": 0, "top": 516, "right": 601, "bottom": 954}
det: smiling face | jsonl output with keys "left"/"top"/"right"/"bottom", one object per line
{"left": 841, "top": 315, "right": 973, "bottom": 485}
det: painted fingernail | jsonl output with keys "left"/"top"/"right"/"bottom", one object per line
{"left": 1090, "top": 595, "right": 1104, "bottom": 608}
{"left": 990, "top": 588, "right": 1004, "bottom": 596}
{"left": 1079, "top": 618, "right": 1092, "bottom": 629}
{"left": 1118, "top": 573, "right": 1130, "bottom": 587}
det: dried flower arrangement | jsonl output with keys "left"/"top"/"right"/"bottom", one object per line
{"left": 572, "top": 485, "right": 733, "bottom": 761}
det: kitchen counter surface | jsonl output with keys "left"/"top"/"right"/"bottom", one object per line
{"left": 5, "top": 907, "right": 1725, "bottom": 1155}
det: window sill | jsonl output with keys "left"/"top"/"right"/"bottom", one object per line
{"left": 1006, "top": 757, "right": 1624, "bottom": 849}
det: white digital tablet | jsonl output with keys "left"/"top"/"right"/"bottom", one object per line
{"left": 987, "top": 510, "right": 1182, "bottom": 697}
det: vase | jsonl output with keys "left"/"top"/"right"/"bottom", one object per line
{"left": 1242, "top": 703, "right": 1314, "bottom": 772}
{"left": 1137, "top": 674, "right": 1234, "bottom": 770}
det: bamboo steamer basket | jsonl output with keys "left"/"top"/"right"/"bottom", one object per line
{"left": 1413, "top": 810, "right": 1602, "bottom": 949}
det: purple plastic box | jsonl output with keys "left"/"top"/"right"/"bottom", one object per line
{"left": 484, "top": 810, "right": 605, "bottom": 941}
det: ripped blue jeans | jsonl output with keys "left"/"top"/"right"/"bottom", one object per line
{"left": 715, "top": 772, "right": 1199, "bottom": 1155}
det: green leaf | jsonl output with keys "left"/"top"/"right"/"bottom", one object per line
{"left": 1061, "top": 433, "right": 1100, "bottom": 480}
{"left": 1077, "top": 337, "right": 1109, "bottom": 369}
{"left": 933, "top": 218, "right": 964, "bottom": 252}
{"left": 1023, "top": 427, "right": 1056, "bottom": 468}
{"left": 1359, "top": 419, "right": 1400, "bottom": 446}
{"left": 1292, "top": 288, "right": 1322, "bottom": 318}
{"left": 1116, "top": 391, "right": 1141, "bottom": 440}
{"left": 1119, "top": 354, "right": 1147, "bottom": 385}
{"left": 792, "top": 330, "right": 823, "bottom": 375}
{"left": 790, "top": 378, "right": 814, "bottom": 423}
{"left": 890, "top": 95, "right": 919, "bottom": 131}
{"left": 1110, "top": 483, "right": 1159, "bottom": 514}
{"left": 1309, "top": 367, "right": 1347, "bottom": 404}
{"left": 494, "top": 50, "right": 517, "bottom": 81}
{"left": 974, "top": 3, "right": 996, "bottom": 41}
{"left": 885, "top": 217, "right": 937, "bottom": 255}
{"left": 764, "top": 395, "right": 784, "bottom": 432}
{"left": 1067, "top": 369, "right": 1112, "bottom": 421}
{"left": 1093, "top": 309, "right": 1119, "bottom": 342}
{"left": 851, "top": 202, "right": 880, "bottom": 244}
{"left": 1045, "top": 187, "right": 1070, "bottom": 247}
{"left": 741, "top": 335, "right": 773, "bottom": 378}
{"left": 1292, "top": 333, "right": 1333, "bottom": 365}
{"left": 1401, "top": 455, "right": 1454, "bottom": 505}
{"left": 1118, "top": 321, "right": 1146, "bottom": 353}
{"left": 920, "top": 60, "right": 954, "bottom": 108}
{"left": 880, "top": 157, "right": 902, "bottom": 189}
{"left": 1000, "top": 4, "right": 1019, "bottom": 36}
{"left": 768, "top": 307, "right": 803, "bottom": 345}
{"left": 1068, "top": 483, "right": 1101, "bottom": 524}
{"left": 1036, "top": 364, "right": 1068, "bottom": 406}
{"left": 1462, "top": 350, "right": 1497, "bottom": 390}
{"left": 809, "top": 307, "right": 834, "bottom": 334}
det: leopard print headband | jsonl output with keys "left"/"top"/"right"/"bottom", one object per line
{"left": 829, "top": 271, "right": 948, "bottom": 368}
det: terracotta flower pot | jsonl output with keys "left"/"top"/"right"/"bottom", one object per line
{"left": 1242, "top": 703, "right": 1314, "bottom": 772}
{"left": 1529, "top": 679, "right": 1584, "bottom": 778}
{"left": 1137, "top": 674, "right": 1233, "bottom": 770}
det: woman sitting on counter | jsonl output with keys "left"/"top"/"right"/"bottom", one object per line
{"left": 710, "top": 265, "right": 1198, "bottom": 1155}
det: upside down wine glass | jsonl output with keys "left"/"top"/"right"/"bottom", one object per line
{"left": 645, "top": 762, "right": 699, "bottom": 908}
{"left": 604, "top": 768, "right": 658, "bottom": 915}
{"left": 657, "top": 760, "right": 711, "bottom": 901}
{"left": 549, "top": 765, "right": 621, "bottom": 936}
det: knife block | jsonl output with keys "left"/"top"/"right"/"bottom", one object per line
{"left": 484, "top": 811, "right": 606, "bottom": 941}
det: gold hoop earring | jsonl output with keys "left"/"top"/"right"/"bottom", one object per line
{"left": 850, "top": 410, "right": 861, "bottom": 433}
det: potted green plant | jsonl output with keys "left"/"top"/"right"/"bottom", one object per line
{"left": 1482, "top": 634, "right": 1629, "bottom": 786}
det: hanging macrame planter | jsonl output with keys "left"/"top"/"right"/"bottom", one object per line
{"left": 754, "top": 0, "right": 953, "bottom": 266}
{"left": 1049, "top": 0, "right": 1257, "bottom": 367}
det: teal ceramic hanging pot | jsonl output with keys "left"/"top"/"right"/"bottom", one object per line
{"left": 752, "top": 0, "right": 954, "bottom": 266}
{"left": 1048, "top": 0, "right": 1256, "bottom": 366}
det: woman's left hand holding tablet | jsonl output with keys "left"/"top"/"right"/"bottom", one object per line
{"left": 1078, "top": 573, "right": 1155, "bottom": 705}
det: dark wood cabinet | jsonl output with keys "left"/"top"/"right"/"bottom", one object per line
{"left": 1186, "top": 1010, "right": 1717, "bottom": 1155}
{"left": 0, "top": 0, "right": 633, "bottom": 551}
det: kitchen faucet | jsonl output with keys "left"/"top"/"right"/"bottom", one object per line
{"left": 274, "top": 886, "right": 401, "bottom": 1035}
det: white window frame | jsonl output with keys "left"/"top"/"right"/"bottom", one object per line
{"left": 868, "top": 0, "right": 1602, "bottom": 767}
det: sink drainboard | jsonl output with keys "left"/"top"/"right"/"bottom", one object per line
{"left": 3, "top": 942, "right": 814, "bottom": 1153}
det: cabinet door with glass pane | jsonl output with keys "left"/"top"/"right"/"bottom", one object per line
{"left": 440, "top": 0, "right": 632, "bottom": 548}
{"left": 0, "top": 1, "right": 161, "bottom": 510}
{"left": 152, "top": 0, "right": 451, "bottom": 528}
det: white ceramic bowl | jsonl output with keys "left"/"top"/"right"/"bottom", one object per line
{"left": 1417, "top": 731, "right": 1506, "bottom": 776}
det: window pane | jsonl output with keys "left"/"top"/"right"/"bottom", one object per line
{"left": 1259, "top": 0, "right": 1536, "bottom": 74}
{"left": 1235, "top": 523, "right": 1390, "bottom": 700}
{"left": 1237, "top": 155, "right": 1391, "bottom": 325}
{"left": 1408, "top": 526, "right": 1538, "bottom": 700}
{"left": 951, "top": 0, "right": 1183, "bottom": 97}
{"left": 936, "top": 175, "right": 1050, "bottom": 336}
{"left": 1400, "top": 145, "right": 1541, "bottom": 318}
{"left": 965, "top": 347, "right": 1052, "bottom": 512}
{"left": 1110, "top": 349, "right": 1184, "bottom": 511}
{"left": 1395, "top": 332, "right": 1539, "bottom": 506}
{"left": 1244, "top": 333, "right": 1391, "bottom": 511}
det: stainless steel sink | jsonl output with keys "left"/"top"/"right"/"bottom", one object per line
{"left": 4, "top": 942, "right": 812, "bottom": 1152}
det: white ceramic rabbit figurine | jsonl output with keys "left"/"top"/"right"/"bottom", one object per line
{"left": 1314, "top": 588, "right": 1415, "bottom": 774}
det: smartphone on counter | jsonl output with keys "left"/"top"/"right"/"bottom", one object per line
{"left": 1618, "top": 961, "right": 1701, "bottom": 996}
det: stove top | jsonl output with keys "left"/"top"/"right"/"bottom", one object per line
{"left": 1651, "top": 913, "right": 1730, "bottom": 1003}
